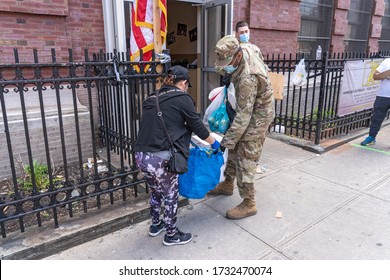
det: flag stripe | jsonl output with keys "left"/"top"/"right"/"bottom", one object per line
{"left": 130, "top": 0, "right": 167, "bottom": 64}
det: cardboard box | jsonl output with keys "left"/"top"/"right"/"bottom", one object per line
{"left": 269, "top": 72, "right": 285, "bottom": 100}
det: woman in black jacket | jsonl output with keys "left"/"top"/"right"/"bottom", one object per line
{"left": 134, "top": 66, "right": 220, "bottom": 246}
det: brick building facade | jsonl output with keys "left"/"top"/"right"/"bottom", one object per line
{"left": 1, "top": 0, "right": 389, "bottom": 62}
{"left": 235, "top": 0, "right": 388, "bottom": 56}
{"left": 0, "top": 0, "right": 105, "bottom": 63}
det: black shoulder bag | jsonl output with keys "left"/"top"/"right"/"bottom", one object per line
{"left": 155, "top": 90, "right": 188, "bottom": 174}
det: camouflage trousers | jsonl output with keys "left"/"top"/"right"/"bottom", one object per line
{"left": 135, "top": 151, "right": 179, "bottom": 236}
{"left": 224, "top": 139, "right": 265, "bottom": 198}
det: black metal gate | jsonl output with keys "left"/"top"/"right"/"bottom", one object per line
{"left": 2, "top": 48, "right": 390, "bottom": 239}
{"left": 265, "top": 51, "right": 390, "bottom": 144}
{"left": 0, "top": 49, "right": 168, "bottom": 238}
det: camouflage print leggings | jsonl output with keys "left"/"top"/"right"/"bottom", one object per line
{"left": 135, "top": 151, "right": 179, "bottom": 236}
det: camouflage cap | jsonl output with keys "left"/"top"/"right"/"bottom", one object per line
{"left": 215, "top": 35, "right": 240, "bottom": 68}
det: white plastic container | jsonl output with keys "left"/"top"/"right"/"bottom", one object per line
{"left": 316, "top": 45, "right": 322, "bottom": 60}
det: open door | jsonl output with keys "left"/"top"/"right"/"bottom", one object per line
{"left": 201, "top": 0, "right": 233, "bottom": 114}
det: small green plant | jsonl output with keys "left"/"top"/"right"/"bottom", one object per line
{"left": 311, "top": 107, "right": 335, "bottom": 122}
{"left": 18, "top": 160, "right": 53, "bottom": 192}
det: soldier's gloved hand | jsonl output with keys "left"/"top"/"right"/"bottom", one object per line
{"left": 219, "top": 145, "right": 226, "bottom": 152}
{"left": 211, "top": 139, "right": 220, "bottom": 150}
{"left": 222, "top": 74, "right": 231, "bottom": 87}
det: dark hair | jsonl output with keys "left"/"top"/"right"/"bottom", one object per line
{"left": 235, "top": 21, "right": 249, "bottom": 32}
{"left": 162, "top": 74, "right": 183, "bottom": 86}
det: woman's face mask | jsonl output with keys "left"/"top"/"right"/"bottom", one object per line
{"left": 239, "top": 33, "right": 250, "bottom": 43}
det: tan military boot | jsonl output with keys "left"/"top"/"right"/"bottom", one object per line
{"left": 225, "top": 198, "right": 257, "bottom": 219}
{"left": 226, "top": 182, "right": 257, "bottom": 219}
{"left": 207, "top": 176, "right": 234, "bottom": 196}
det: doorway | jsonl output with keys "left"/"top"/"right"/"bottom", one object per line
{"left": 201, "top": 0, "right": 232, "bottom": 112}
{"left": 105, "top": 0, "right": 232, "bottom": 113}
{"left": 167, "top": 0, "right": 232, "bottom": 113}
{"left": 167, "top": 0, "right": 200, "bottom": 109}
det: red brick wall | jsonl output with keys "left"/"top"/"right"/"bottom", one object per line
{"left": 0, "top": 0, "right": 104, "bottom": 145}
{"left": 0, "top": 12, "right": 72, "bottom": 62}
{"left": 249, "top": 0, "right": 301, "bottom": 32}
{"left": 251, "top": 29, "right": 299, "bottom": 56}
{"left": 369, "top": 0, "right": 386, "bottom": 53}
{"left": 330, "top": 1, "right": 350, "bottom": 53}
{"left": 233, "top": 0, "right": 250, "bottom": 30}
{"left": 234, "top": 0, "right": 301, "bottom": 55}
{"left": 66, "top": 1, "right": 105, "bottom": 61}
{"left": 0, "top": 0, "right": 105, "bottom": 63}
{"left": 336, "top": 0, "right": 351, "bottom": 10}
{"left": 1, "top": 0, "right": 388, "bottom": 61}
{"left": 233, "top": 0, "right": 387, "bottom": 55}
{"left": 0, "top": 0, "right": 69, "bottom": 16}
{"left": 375, "top": 0, "right": 386, "bottom": 17}
{"left": 330, "top": 0, "right": 385, "bottom": 53}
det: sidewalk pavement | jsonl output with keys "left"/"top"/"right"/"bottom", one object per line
{"left": 2, "top": 124, "right": 390, "bottom": 260}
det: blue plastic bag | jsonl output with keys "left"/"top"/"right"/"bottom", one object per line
{"left": 207, "top": 91, "right": 230, "bottom": 134}
{"left": 179, "top": 145, "right": 225, "bottom": 199}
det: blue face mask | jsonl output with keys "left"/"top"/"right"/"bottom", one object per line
{"left": 223, "top": 65, "right": 237, "bottom": 74}
{"left": 239, "top": 33, "right": 250, "bottom": 43}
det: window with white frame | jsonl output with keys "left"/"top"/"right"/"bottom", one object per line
{"left": 298, "top": 0, "right": 334, "bottom": 57}
{"left": 345, "top": 0, "right": 373, "bottom": 53}
{"left": 379, "top": 0, "right": 390, "bottom": 51}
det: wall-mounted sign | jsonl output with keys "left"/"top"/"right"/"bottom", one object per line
{"left": 337, "top": 59, "right": 382, "bottom": 116}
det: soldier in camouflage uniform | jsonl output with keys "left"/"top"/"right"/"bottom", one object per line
{"left": 235, "top": 21, "right": 265, "bottom": 61}
{"left": 209, "top": 35, "right": 275, "bottom": 220}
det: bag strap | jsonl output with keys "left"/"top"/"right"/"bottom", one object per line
{"left": 224, "top": 85, "right": 229, "bottom": 103}
{"left": 225, "top": 85, "right": 235, "bottom": 108}
{"left": 155, "top": 90, "right": 186, "bottom": 155}
{"left": 155, "top": 90, "right": 174, "bottom": 149}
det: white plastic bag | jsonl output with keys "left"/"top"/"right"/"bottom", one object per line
{"left": 226, "top": 83, "right": 236, "bottom": 110}
{"left": 208, "top": 86, "right": 224, "bottom": 101}
{"left": 203, "top": 84, "right": 236, "bottom": 124}
{"left": 291, "top": 58, "right": 307, "bottom": 87}
{"left": 203, "top": 87, "right": 224, "bottom": 124}
{"left": 219, "top": 149, "right": 228, "bottom": 182}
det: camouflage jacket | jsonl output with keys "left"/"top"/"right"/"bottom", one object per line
{"left": 240, "top": 42, "right": 264, "bottom": 61}
{"left": 221, "top": 45, "right": 275, "bottom": 150}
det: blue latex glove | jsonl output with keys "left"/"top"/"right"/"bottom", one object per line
{"left": 211, "top": 140, "right": 220, "bottom": 150}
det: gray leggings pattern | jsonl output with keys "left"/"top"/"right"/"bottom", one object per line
{"left": 135, "top": 151, "right": 179, "bottom": 236}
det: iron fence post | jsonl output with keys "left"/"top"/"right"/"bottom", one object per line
{"left": 315, "top": 51, "right": 328, "bottom": 145}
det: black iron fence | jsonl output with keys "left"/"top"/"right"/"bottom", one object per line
{"left": 1, "top": 48, "right": 389, "bottom": 239}
{"left": 0, "top": 49, "right": 167, "bottom": 238}
{"left": 265, "top": 51, "right": 390, "bottom": 144}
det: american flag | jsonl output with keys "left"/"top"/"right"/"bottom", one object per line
{"left": 130, "top": 0, "right": 167, "bottom": 64}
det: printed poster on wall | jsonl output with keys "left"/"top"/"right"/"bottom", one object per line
{"left": 337, "top": 59, "right": 382, "bottom": 116}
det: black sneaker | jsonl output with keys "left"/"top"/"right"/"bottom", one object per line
{"left": 163, "top": 230, "right": 193, "bottom": 246}
{"left": 149, "top": 221, "right": 166, "bottom": 237}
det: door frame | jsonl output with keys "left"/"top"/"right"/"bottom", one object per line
{"left": 102, "top": 0, "right": 130, "bottom": 53}
{"left": 201, "top": 0, "right": 233, "bottom": 114}
{"left": 102, "top": 0, "right": 233, "bottom": 114}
